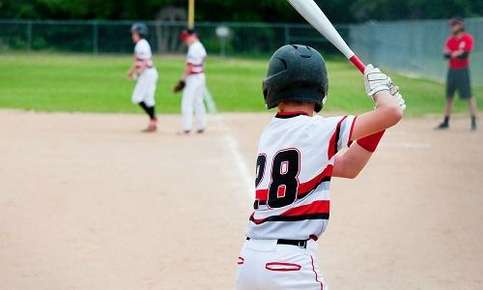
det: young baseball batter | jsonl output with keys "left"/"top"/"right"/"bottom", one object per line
{"left": 236, "top": 45, "right": 405, "bottom": 290}
{"left": 174, "top": 29, "right": 207, "bottom": 134}
{"left": 127, "top": 22, "right": 159, "bottom": 133}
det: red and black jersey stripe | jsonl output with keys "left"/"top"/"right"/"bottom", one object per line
{"left": 250, "top": 200, "right": 330, "bottom": 225}
{"left": 186, "top": 62, "right": 205, "bottom": 74}
{"left": 328, "top": 116, "right": 347, "bottom": 160}
{"left": 255, "top": 165, "right": 333, "bottom": 207}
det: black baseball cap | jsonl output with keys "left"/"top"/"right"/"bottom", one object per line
{"left": 449, "top": 17, "right": 464, "bottom": 26}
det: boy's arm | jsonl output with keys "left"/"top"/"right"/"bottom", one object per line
{"left": 127, "top": 55, "right": 137, "bottom": 79}
{"left": 333, "top": 65, "right": 404, "bottom": 179}
{"left": 350, "top": 65, "right": 405, "bottom": 141}
{"left": 443, "top": 38, "right": 452, "bottom": 59}
{"left": 332, "top": 143, "right": 372, "bottom": 179}
{"left": 181, "top": 64, "right": 192, "bottom": 80}
{"left": 332, "top": 131, "right": 384, "bottom": 179}
{"left": 453, "top": 35, "right": 474, "bottom": 59}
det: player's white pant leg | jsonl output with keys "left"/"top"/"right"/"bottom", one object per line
{"left": 181, "top": 79, "right": 195, "bottom": 131}
{"left": 236, "top": 239, "right": 326, "bottom": 290}
{"left": 132, "top": 68, "right": 158, "bottom": 106}
{"left": 143, "top": 69, "right": 158, "bottom": 107}
{"left": 182, "top": 74, "right": 206, "bottom": 131}
{"left": 193, "top": 74, "right": 206, "bottom": 130}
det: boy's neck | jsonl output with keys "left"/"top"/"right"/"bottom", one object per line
{"left": 278, "top": 102, "right": 315, "bottom": 116}
{"left": 454, "top": 31, "right": 464, "bottom": 38}
{"left": 187, "top": 38, "right": 198, "bottom": 45}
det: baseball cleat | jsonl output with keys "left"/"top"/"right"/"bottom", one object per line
{"left": 176, "top": 130, "right": 191, "bottom": 135}
{"left": 435, "top": 122, "right": 449, "bottom": 130}
{"left": 142, "top": 125, "right": 157, "bottom": 133}
{"left": 471, "top": 117, "right": 477, "bottom": 131}
{"left": 142, "top": 120, "right": 157, "bottom": 133}
{"left": 196, "top": 129, "right": 205, "bottom": 134}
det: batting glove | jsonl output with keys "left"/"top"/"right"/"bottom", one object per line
{"left": 364, "top": 64, "right": 391, "bottom": 98}
{"left": 365, "top": 65, "right": 406, "bottom": 111}
{"left": 389, "top": 83, "right": 407, "bottom": 111}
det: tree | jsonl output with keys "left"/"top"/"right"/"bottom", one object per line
{"left": 0, "top": 0, "right": 481, "bottom": 22}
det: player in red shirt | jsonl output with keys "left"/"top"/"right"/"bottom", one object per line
{"left": 436, "top": 18, "right": 478, "bottom": 131}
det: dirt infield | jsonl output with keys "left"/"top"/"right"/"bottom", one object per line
{"left": 1, "top": 110, "right": 482, "bottom": 290}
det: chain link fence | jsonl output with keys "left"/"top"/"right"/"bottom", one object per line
{"left": 0, "top": 19, "right": 347, "bottom": 56}
{"left": 350, "top": 18, "right": 483, "bottom": 86}
{"left": 1, "top": 19, "right": 481, "bottom": 85}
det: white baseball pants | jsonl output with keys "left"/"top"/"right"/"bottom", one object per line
{"left": 181, "top": 74, "right": 206, "bottom": 131}
{"left": 236, "top": 239, "right": 326, "bottom": 290}
{"left": 132, "top": 68, "right": 158, "bottom": 107}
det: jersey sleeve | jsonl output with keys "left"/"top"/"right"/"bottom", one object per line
{"left": 444, "top": 37, "right": 450, "bottom": 50}
{"left": 135, "top": 40, "right": 152, "bottom": 60}
{"left": 323, "top": 115, "right": 356, "bottom": 160}
{"left": 464, "top": 35, "right": 474, "bottom": 52}
{"left": 187, "top": 44, "right": 206, "bottom": 65}
{"left": 336, "top": 115, "right": 357, "bottom": 152}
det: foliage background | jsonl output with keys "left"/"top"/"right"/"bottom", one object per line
{"left": 0, "top": 0, "right": 482, "bottom": 22}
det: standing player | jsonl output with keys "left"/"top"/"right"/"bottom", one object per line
{"left": 173, "top": 29, "right": 207, "bottom": 134}
{"left": 436, "top": 17, "right": 477, "bottom": 131}
{"left": 127, "top": 22, "right": 159, "bottom": 133}
{"left": 235, "top": 45, "right": 405, "bottom": 290}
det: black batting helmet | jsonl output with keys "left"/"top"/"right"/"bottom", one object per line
{"left": 131, "top": 22, "right": 149, "bottom": 37}
{"left": 263, "top": 44, "right": 329, "bottom": 112}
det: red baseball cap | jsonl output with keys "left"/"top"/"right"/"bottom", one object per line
{"left": 179, "top": 29, "right": 196, "bottom": 41}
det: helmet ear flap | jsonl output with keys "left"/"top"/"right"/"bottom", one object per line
{"left": 315, "top": 103, "right": 322, "bottom": 113}
{"left": 318, "top": 95, "right": 328, "bottom": 113}
{"left": 263, "top": 84, "right": 269, "bottom": 103}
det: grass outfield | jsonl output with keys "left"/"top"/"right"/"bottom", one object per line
{"left": 0, "top": 53, "right": 480, "bottom": 116}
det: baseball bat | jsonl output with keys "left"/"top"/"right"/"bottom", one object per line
{"left": 287, "top": 0, "right": 366, "bottom": 74}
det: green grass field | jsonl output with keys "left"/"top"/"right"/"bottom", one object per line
{"left": 0, "top": 53, "right": 480, "bottom": 116}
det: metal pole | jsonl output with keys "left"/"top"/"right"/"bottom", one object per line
{"left": 221, "top": 38, "right": 226, "bottom": 57}
{"left": 27, "top": 21, "right": 32, "bottom": 51}
{"left": 92, "top": 21, "right": 98, "bottom": 54}
{"left": 284, "top": 24, "right": 290, "bottom": 44}
{"left": 188, "top": 0, "right": 195, "bottom": 29}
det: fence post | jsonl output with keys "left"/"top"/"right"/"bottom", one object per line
{"left": 284, "top": 24, "right": 290, "bottom": 44}
{"left": 27, "top": 21, "right": 32, "bottom": 51}
{"left": 92, "top": 21, "right": 99, "bottom": 54}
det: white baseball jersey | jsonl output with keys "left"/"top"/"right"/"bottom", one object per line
{"left": 134, "top": 39, "right": 154, "bottom": 71}
{"left": 247, "top": 112, "right": 356, "bottom": 241}
{"left": 186, "top": 41, "right": 207, "bottom": 74}
{"left": 132, "top": 38, "right": 158, "bottom": 106}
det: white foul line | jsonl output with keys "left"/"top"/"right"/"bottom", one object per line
{"left": 205, "top": 88, "right": 254, "bottom": 201}
{"left": 214, "top": 114, "right": 254, "bottom": 201}
{"left": 204, "top": 87, "right": 218, "bottom": 114}
{"left": 383, "top": 142, "right": 432, "bottom": 149}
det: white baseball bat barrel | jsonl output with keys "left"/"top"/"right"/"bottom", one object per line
{"left": 287, "top": 0, "right": 366, "bottom": 73}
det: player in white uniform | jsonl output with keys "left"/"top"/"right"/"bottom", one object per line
{"left": 175, "top": 29, "right": 207, "bottom": 134}
{"left": 127, "top": 23, "right": 159, "bottom": 132}
{"left": 236, "top": 45, "right": 406, "bottom": 290}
